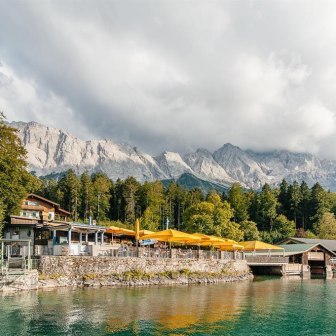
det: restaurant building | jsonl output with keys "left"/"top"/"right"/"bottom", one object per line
{"left": 5, "top": 194, "right": 111, "bottom": 256}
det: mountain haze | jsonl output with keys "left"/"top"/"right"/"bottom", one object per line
{"left": 10, "top": 121, "right": 336, "bottom": 191}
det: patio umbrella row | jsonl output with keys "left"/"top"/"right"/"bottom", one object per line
{"left": 138, "top": 229, "right": 244, "bottom": 251}
{"left": 106, "top": 225, "right": 283, "bottom": 251}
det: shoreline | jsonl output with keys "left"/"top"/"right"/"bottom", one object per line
{"left": 1, "top": 269, "right": 253, "bottom": 292}
{"left": 1, "top": 256, "right": 252, "bottom": 292}
{"left": 38, "top": 270, "right": 253, "bottom": 290}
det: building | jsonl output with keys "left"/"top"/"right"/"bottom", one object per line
{"left": 280, "top": 243, "right": 335, "bottom": 278}
{"left": 5, "top": 194, "right": 112, "bottom": 256}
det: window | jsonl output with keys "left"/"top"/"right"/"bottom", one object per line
{"left": 27, "top": 201, "right": 40, "bottom": 206}
{"left": 48, "top": 212, "right": 55, "bottom": 220}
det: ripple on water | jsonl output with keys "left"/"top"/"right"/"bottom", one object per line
{"left": 1, "top": 279, "right": 336, "bottom": 335}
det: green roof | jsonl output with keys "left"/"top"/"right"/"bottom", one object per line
{"left": 279, "top": 243, "right": 336, "bottom": 256}
{"left": 280, "top": 244, "right": 317, "bottom": 254}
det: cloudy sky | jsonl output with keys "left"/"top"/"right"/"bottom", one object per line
{"left": 1, "top": 1, "right": 336, "bottom": 158}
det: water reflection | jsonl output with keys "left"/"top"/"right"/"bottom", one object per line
{"left": 1, "top": 278, "right": 336, "bottom": 335}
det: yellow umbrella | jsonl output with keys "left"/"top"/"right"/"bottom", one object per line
{"left": 192, "top": 233, "right": 237, "bottom": 246}
{"left": 140, "top": 229, "right": 201, "bottom": 244}
{"left": 240, "top": 240, "right": 284, "bottom": 251}
{"left": 139, "top": 229, "right": 155, "bottom": 236}
{"left": 217, "top": 243, "right": 244, "bottom": 251}
{"left": 106, "top": 226, "right": 136, "bottom": 236}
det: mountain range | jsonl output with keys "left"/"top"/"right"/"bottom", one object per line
{"left": 9, "top": 121, "right": 336, "bottom": 191}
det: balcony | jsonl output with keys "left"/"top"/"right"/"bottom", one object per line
{"left": 21, "top": 204, "right": 44, "bottom": 211}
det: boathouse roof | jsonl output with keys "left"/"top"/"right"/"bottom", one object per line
{"left": 279, "top": 243, "right": 336, "bottom": 256}
{"left": 279, "top": 237, "right": 336, "bottom": 252}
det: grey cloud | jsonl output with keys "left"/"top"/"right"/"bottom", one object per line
{"left": 0, "top": 0, "right": 336, "bottom": 158}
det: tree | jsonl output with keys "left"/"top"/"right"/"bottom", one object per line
{"left": 183, "top": 197, "right": 243, "bottom": 240}
{"left": 256, "top": 184, "right": 278, "bottom": 231}
{"left": 80, "top": 171, "right": 93, "bottom": 222}
{"left": 278, "top": 179, "right": 290, "bottom": 217}
{"left": 140, "top": 207, "right": 159, "bottom": 231}
{"left": 287, "top": 181, "right": 301, "bottom": 227}
{"left": 299, "top": 181, "right": 311, "bottom": 230}
{"left": 228, "top": 182, "right": 249, "bottom": 222}
{"left": 0, "top": 112, "right": 40, "bottom": 222}
{"left": 273, "top": 215, "right": 295, "bottom": 240}
{"left": 58, "top": 169, "right": 81, "bottom": 220}
{"left": 123, "top": 176, "right": 139, "bottom": 224}
{"left": 316, "top": 212, "right": 336, "bottom": 239}
{"left": 183, "top": 202, "right": 215, "bottom": 235}
{"left": 92, "top": 173, "right": 111, "bottom": 223}
{"left": 240, "top": 220, "right": 260, "bottom": 241}
{"left": 310, "top": 183, "right": 329, "bottom": 230}
{"left": 0, "top": 201, "right": 4, "bottom": 239}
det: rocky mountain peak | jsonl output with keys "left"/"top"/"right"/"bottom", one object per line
{"left": 9, "top": 120, "right": 336, "bottom": 191}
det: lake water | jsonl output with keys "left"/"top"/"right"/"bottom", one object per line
{"left": 1, "top": 277, "right": 336, "bottom": 335}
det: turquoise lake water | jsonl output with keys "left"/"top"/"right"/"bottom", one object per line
{"left": 1, "top": 277, "right": 336, "bottom": 335}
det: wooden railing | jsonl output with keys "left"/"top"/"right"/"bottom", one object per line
{"left": 246, "top": 256, "right": 289, "bottom": 264}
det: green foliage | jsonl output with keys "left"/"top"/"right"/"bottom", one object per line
{"left": 0, "top": 112, "right": 41, "bottom": 222}
{"left": 316, "top": 212, "right": 336, "bottom": 239}
{"left": 309, "top": 183, "right": 329, "bottom": 228}
{"left": 80, "top": 171, "right": 94, "bottom": 221}
{"left": 0, "top": 201, "right": 4, "bottom": 239}
{"left": 183, "top": 193, "right": 243, "bottom": 240}
{"left": 273, "top": 215, "right": 296, "bottom": 239}
{"left": 92, "top": 173, "right": 112, "bottom": 223}
{"left": 123, "top": 177, "right": 139, "bottom": 224}
{"left": 183, "top": 201, "right": 214, "bottom": 234}
{"left": 228, "top": 182, "right": 250, "bottom": 222}
{"left": 141, "top": 207, "right": 159, "bottom": 231}
{"left": 239, "top": 220, "right": 260, "bottom": 241}
{"left": 256, "top": 184, "right": 278, "bottom": 231}
{"left": 58, "top": 169, "right": 81, "bottom": 220}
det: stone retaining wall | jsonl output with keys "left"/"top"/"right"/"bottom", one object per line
{"left": 0, "top": 257, "right": 251, "bottom": 291}
{"left": 39, "top": 256, "right": 249, "bottom": 278}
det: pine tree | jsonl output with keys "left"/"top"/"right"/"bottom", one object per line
{"left": 123, "top": 176, "right": 139, "bottom": 224}
{"left": 278, "top": 179, "right": 290, "bottom": 217}
{"left": 299, "top": 181, "right": 311, "bottom": 230}
{"left": 92, "top": 172, "right": 111, "bottom": 223}
{"left": 287, "top": 181, "right": 301, "bottom": 227}
{"left": 80, "top": 171, "right": 93, "bottom": 222}
{"left": 228, "top": 182, "right": 249, "bottom": 222}
{"left": 57, "top": 169, "right": 81, "bottom": 220}
{"left": 310, "top": 183, "right": 329, "bottom": 231}
{"left": 257, "top": 184, "right": 278, "bottom": 232}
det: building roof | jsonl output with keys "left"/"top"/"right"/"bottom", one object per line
{"left": 279, "top": 243, "right": 336, "bottom": 256}
{"left": 280, "top": 237, "right": 336, "bottom": 252}
{"left": 27, "top": 194, "right": 70, "bottom": 215}
{"left": 36, "top": 221, "right": 108, "bottom": 233}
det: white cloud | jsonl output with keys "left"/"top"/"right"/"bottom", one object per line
{"left": 1, "top": 0, "right": 336, "bottom": 159}
{"left": 0, "top": 62, "right": 88, "bottom": 136}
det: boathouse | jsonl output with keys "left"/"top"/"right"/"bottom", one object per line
{"left": 280, "top": 243, "right": 335, "bottom": 278}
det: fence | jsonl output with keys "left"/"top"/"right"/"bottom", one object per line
{"left": 245, "top": 255, "right": 289, "bottom": 264}
{"left": 110, "top": 246, "right": 244, "bottom": 260}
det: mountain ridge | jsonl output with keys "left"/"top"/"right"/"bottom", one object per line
{"left": 9, "top": 120, "right": 336, "bottom": 191}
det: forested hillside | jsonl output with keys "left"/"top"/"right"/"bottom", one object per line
{"left": 37, "top": 169, "right": 336, "bottom": 243}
